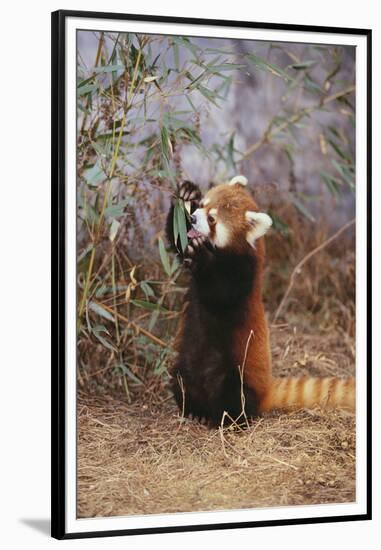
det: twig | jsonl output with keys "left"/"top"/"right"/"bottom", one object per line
{"left": 219, "top": 414, "right": 229, "bottom": 459}
{"left": 273, "top": 218, "right": 355, "bottom": 322}
{"left": 177, "top": 374, "right": 186, "bottom": 422}
{"left": 238, "top": 329, "right": 255, "bottom": 429}
{"left": 267, "top": 455, "right": 298, "bottom": 470}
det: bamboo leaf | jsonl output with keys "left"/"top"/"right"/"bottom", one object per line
{"left": 160, "top": 124, "right": 171, "bottom": 166}
{"left": 109, "top": 219, "right": 121, "bottom": 242}
{"left": 77, "top": 83, "right": 99, "bottom": 96}
{"left": 116, "top": 364, "right": 142, "bottom": 385}
{"left": 174, "top": 200, "right": 188, "bottom": 252}
{"left": 104, "top": 199, "right": 129, "bottom": 219}
{"left": 77, "top": 244, "right": 94, "bottom": 263}
{"left": 92, "top": 328, "right": 117, "bottom": 352}
{"left": 158, "top": 237, "right": 171, "bottom": 276}
{"left": 93, "top": 64, "right": 125, "bottom": 73}
{"left": 130, "top": 299, "right": 167, "bottom": 312}
{"left": 289, "top": 194, "right": 316, "bottom": 222}
{"left": 332, "top": 160, "right": 355, "bottom": 189}
{"left": 89, "top": 301, "right": 115, "bottom": 322}
{"left": 77, "top": 83, "right": 98, "bottom": 96}
{"left": 140, "top": 281, "right": 155, "bottom": 298}
{"left": 84, "top": 161, "right": 106, "bottom": 187}
{"left": 327, "top": 139, "right": 352, "bottom": 162}
{"left": 246, "top": 53, "right": 297, "bottom": 84}
{"left": 288, "top": 60, "right": 316, "bottom": 70}
{"left": 170, "top": 256, "right": 181, "bottom": 275}
{"left": 320, "top": 171, "right": 341, "bottom": 197}
{"left": 172, "top": 36, "right": 200, "bottom": 58}
{"left": 77, "top": 76, "right": 96, "bottom": 89}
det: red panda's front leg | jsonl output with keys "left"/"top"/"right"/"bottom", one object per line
{"left": 183, "top": 235, "right": 214, "bottom": 269}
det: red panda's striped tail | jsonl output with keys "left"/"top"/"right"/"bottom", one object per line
{"left": 259, "top": 377, "right": 355, "bottom": 413}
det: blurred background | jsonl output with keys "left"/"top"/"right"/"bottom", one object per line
{"left": 76, "top": 30, "right": 355, "bottom": 400}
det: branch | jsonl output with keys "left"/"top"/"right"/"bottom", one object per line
{"left": 272, "top": 218, "right": 355, "bottom": 322}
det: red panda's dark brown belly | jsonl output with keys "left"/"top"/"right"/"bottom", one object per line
{"left": 170, "top": 286, "right": 261, "bottom": 427}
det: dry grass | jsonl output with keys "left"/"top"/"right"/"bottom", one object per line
{"left": 77, "top": 325, "right": 355, "bottom": 518}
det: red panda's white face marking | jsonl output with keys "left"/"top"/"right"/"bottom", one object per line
{"left": 191, "top": 207, "right": 210, "bottom": 237}
{"left": 190, "top": 180, "right": 272, "bottom": 250}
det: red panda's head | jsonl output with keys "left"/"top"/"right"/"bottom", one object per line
{"left": 189, "top": 176, "right": 272, "bottom": 252}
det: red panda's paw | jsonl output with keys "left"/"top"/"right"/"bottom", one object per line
{"left": 184, "top": 236, "right": 211, "bottom": 267}
{"left": 178, "top": 181, "right": 202, "bottom": 206}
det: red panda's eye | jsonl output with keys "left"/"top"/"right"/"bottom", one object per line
{"left": 207, "top": 214, "right": 216, "bottom": 224}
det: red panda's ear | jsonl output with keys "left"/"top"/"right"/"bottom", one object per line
{"left": 228, "top": 175, "right": 248, "bottom": 187}
{"left": 245, "top": 211, "right": 272, "bottom": 245}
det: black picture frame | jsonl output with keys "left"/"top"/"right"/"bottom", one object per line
{"left": 51, "top": 9, "right": 372, "bottom": 540}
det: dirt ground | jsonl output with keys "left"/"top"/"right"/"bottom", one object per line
{"left": 77, "top": 324, "right": 356, "bottom": 518}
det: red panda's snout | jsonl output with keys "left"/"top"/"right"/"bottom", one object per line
{"left": 190, "top": 208, "right": 211, "bottom": 238}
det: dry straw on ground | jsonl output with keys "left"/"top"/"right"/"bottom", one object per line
{"left": 77, "top": 326, "right": 355, "bottom": 518}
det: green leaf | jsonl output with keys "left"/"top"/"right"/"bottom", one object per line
{"left": 116, "top": 363, "right": 142, "bottom": 385}
{"left": 77, "top": 76, "right": 96, "bottom": 89}
{"left": 203, "top": 62, "right": 246, "bottom": 73}
{"left": 170, "top": 256, "right": 181, "bottom": 275}
{"left": 172, "top": 36, "right": 200, "bottom": 58}
{"left": 332, "top": 160, "right": 355, "bottom": 189}
{"left": 269, "top": 212, "right": 291, "bottom": 237}
{"left": 158, "top": 237, "right": 171, "bottom": 276}
{"left": 130, "top": 299, "right": 167, "bottom": 312}
{"left": 92, "top": 64, "right": 125, "bottom": 73}
{"left": 174, "top": 200, "right": 188, "bottom": 253}
{"left": 320, "top": 171, "right": 341, "bottom": 197}
{"left": 173, "top": 42, "right": 180, "bottom": 71}
{"left": 77, "top": 83, "right": 99, "bottom": 96}
{"left": 327, "top": 139, "right": 352, "bottom": 162}
{"left": 288, "top": 60, "right": 316, "bottom": 70}
{"left": 196, "top": 84, "right": 223, "bottom": 107}
{"left": 227, "top": 133, "right": 236, "bottom": 170}
{"left": 160, "top": 124, "right": 171, "bottom": 166}
{"left": 84, "top": 161, "right": 106, "bottom": 187}
{"left": 205, "top": 47, "right": 236, "bottom": 55}
{"left": 92, "top": 326, "right": 117, "bottom": 352}
{"left": 140, "top": 281, "right": 155, "bottom": 298}
{"left": 185, "top": 94, "right": 198, "bottom": 113}
{"left": 92, "top": 324, "right": 110, "bottom": 335}
{"left": 104, "top": 199, "right": 129, "bottom": 219}
{"left": 95, "top": 285, "right": 128, "bottom": 297}
{"left": 148, "top": 168, "right": 177, "bottom": 180}
{"left": 109, "top": 219, "right": 121, "bottom": 242}
{"left": 304, "top": 75, "right": 322, "bottom": 95}
{"left": 88, "top": 301, "right": 115, "bottom": 322}
{"left": 246, "top": 53, "right": 296, "bottom": 84}
{"left": 289, "top": 194, "right": 316, "bottom": 222}
{"left": 77, "top": 244, "right": 94, "bottom": 263}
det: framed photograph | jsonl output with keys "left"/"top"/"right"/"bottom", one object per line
{"left": 51, "top": 10, "right": 372, "bottom": 540}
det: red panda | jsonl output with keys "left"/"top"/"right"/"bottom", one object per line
{"left": 166, "top": 177, "right": 355, "bottom": 427}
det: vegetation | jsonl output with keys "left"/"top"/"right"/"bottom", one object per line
{"left": 76, "top": 31, "right": 355, "bottom": 401}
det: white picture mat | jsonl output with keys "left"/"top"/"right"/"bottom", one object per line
{"left": 65, "top": 15, "right": 368, "bottom": 535}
